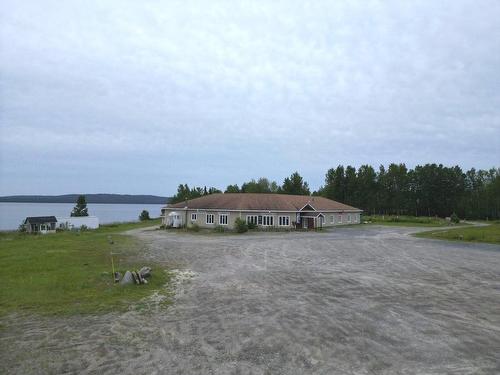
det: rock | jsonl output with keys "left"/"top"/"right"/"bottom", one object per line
{"left": 139, "top": 266, "right": 152, "bottom": 278}
{"left": 131, "top": 271, "right": 139, "bottom": 284}
{"left": 120, "top": 271, "right": 134, "bottom": 285}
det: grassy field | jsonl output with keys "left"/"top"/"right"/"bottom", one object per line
{"left": 362, "top": 215, "right": 454, "bottom": 227}
{"left": 0, "top": 219, "right": 170, "bottom": 316}
{"left": 415, "top": 224, "right": 500, "bottom": 245}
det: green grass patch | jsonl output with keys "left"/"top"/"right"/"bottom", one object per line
{"left": 362, "top": 215, "right": 453, "bottom": 227}
{"left": 0, "top": 219, "right": 169, "bottom": 316}
{"left": 414, "top": 224, "right": 500, "bottom": 245}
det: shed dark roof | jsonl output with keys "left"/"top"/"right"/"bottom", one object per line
{"left": 165, "top": 193, "right": 361, "bottom": 212}
{"left": 24, "top": 216, "right": 58, "bottom": 224}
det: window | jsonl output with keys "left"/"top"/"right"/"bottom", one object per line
{"left": 278, "top": 216, "right": 290, "bottom": 226}
{"left": 206, "top": 214, "right": 214, "bottom": 224}
{"left": 347, "top": 214, "right": 352, "bottom": 223}
{"left": 258, "top": 216, "right": 263, "bottom": 225}
{"left": 246, "top": 215, "right": 258, "bottom": 225}
{"left": 219, "top": 214, "right": 228, "bottom": 225}
{"left": 338, "top": 215, "right": 342, "bottom": 224}
{"left": 262, "top": 215, "right": 274, "bottom": 226}
{"left": 331, "top": 215, "right": 335, "bottom": 224}
{"left": 191, "top": 213, "right": 197, "bottom": 221}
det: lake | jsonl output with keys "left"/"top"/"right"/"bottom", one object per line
{"left": 0, "top": 202, "right": 164, "bottom": 231}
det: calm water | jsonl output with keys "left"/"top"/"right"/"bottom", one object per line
{"left": 0, "top": 202, "right": 164, "bottom": 231}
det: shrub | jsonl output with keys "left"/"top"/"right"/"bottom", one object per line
{"left": 139, "top": 210, "right": 151, "bottom": 221}
{"left": 234, "top": 218, "right": 248, "bottom": 233}
{"left": 18, "top": 223, "right": 26, "bottom": 233}
{"left": 213, "top": 225, "right": 227, "bottom": 233}
{"left": 247, "top": 222, "right": 257, "bottom": 230}
{"left": 188, "top": 223, "right": 200, "bottom": 232}
{"left": 159, "top": 224, "right": 166, "bottom": 230}
{"left": 450, "top": 212, "right": 460, "bottom": 224}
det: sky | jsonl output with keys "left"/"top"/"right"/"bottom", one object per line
{"left": 1, "top": 0, "right": 499, "bottom": 196}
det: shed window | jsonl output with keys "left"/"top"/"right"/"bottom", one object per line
{"left": 191, "top": 213, "right": 197, "bottom": 221}
{"left": 206, "top": 214, "right": 214, "bottom": 224}
{"left": 278, "top": 216, "right": 290, "bottom": 226}
{"left": 262, "top": 215, "right": 274, "bottom": 226}
{"left": 246, "top": 215, "right": 258, "bottom": 225}
{"left": 338, "top": 215, "right": 342, "bottom": 224}
{"left": 219, "top": 214, "right": 228, "bottom": 225}
{"left": 331, "top": 215, "right": 335, "bottom": 224}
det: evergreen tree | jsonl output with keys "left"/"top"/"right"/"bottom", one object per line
{"left": 71, "top": 195, "right": 89, "bottom": 217}
{"left": 281, "top": 172, "right": 310, "bottom": 195}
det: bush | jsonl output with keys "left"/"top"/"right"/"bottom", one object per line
{"left": 247, "top": 222, "right": 257, "bottom": 230}
{"left": 450, "top": 212, "right": 460, "bottom": 224}
{"left": 18, "top": 223, "right": 26, "bottom": 233}
{"left": 234, "top": 218, "right": 248, "bottom": 233}
{"left": 188, "top": 223, "right": 200, "bottom": 232}
{"left": 139, "top": 210, "right": 151, "bottom": 221}
{"left": 213, "top": 225, "right": 227, "bottom": 233}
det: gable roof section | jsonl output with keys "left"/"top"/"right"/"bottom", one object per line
{"left": 166, "top": 193, "right": 361, "bottom": 212}
{"left": 24, "top": 216, "right": 58, "bottom": 224}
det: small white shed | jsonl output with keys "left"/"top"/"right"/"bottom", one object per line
{"left": 166, "top": 212, "right": 183, "bottom": 228}
{"left": 56, "top": 216, "right": 99, "bottom": 230}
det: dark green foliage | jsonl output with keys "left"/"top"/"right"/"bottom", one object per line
{"left": 139, "top": 210, "right": 150, "bottom": 221}
{"left": 318, "top": 164, "right": 500, "bottom": 219}
{"left": 281, "top": 172, "right": 310, "bottom": 195}
{"left": 247, "top": 221, "right": 257, "bottom": 230}
{"left": 234, "top": 218, "right": 248, "bottom": 233}
{"left": 241, "top": 178, "right": 279, "bottom": 193}
{"left": 450, "top": 212, "right": 460, "bottom": 224}
{"left": 188, "top": 223, "right": 200, "bottom": 232}
{"left": 170, "top": 184, "right": 221, "bottom": 203}
{"left": 70, "top": 195, "right": 89, "bottom": 217}
{"left": 225, "top": 184, "right": 240, "bottom": 193}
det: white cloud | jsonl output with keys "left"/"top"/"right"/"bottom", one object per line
{"left": 1, "top": 0, "right": 499, "bottom": 195}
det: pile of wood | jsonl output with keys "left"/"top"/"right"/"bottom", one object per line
{"left": 119, "top": 266, "right": 152, "bottom": 286}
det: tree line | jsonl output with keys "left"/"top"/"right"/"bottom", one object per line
{"left": 170, "top": 165, "right": 500, "bottom": 219}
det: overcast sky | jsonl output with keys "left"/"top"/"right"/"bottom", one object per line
{"left": 1, "top": 1, "right": 499, "bottom": 196}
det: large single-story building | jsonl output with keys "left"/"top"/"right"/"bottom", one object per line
{"left": 23, "top": 216, "right": 57, "bottom": 234}
{"left": 161, "top": 193, "right": 362, "bottom": 230}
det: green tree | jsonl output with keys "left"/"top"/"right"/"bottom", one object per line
{"left": 225, "top": 184, "right": 240, "bottom": 193}
{"left": 322, "top": 165, "right": 345, "bottom": 201}
{"left": 241, "top": 177, "right": 278, "bottom": 193}
{"left": 139, "top": 210, "right": 150, "bottom": 221}
{"left": 281, "top": 172, "right": 310, "bottom": 195}
{"left": 71, "top": 195, "right": 89, "bottom": 217}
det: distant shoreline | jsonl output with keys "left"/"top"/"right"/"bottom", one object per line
{"left": 0, "top": 194, "right": 171, "bottom": 205}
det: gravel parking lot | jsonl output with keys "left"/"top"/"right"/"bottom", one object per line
{"left": 2, "top": 226, "right": 500, "bottom": 374}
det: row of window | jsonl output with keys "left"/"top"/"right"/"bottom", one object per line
{"left": 329, "top": 214, "right": 359, "bottom": 224}
{"left": 189, "top": 213, "right": 359, "bottom": 226}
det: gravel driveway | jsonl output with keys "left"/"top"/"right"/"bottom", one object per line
{"left": 1, "top": 226, "right": 500, "bottom": 374}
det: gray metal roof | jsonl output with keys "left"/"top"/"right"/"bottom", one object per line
{"left": 24, "top": 216, "right": 58, "bottom": 224}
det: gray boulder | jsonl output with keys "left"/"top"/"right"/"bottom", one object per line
{"left": 120, "top": 271, "right": 134, "bottom": 286}
{"left": 139, "top": 266, "right": 152, "bottom": 278}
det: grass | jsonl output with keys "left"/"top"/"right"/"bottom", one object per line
{"left": 362, "top": 215, "right": 454, "bottom": 227}
{"left": 0, "top": 219, "right": 170, "bottom": 316}
{"left": 414, "top": 224, "right": 500, "bottom": 245}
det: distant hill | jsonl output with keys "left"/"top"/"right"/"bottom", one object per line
{"left": 0, "top": 194, "right": 171, "bottom": 204}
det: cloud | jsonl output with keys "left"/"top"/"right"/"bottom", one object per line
{"left": 1, "top": 0, "right": 499, "bottom": 195}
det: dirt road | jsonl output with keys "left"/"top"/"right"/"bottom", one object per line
{"left": 1, "top": 226, "right": 499, "bottom": 374}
